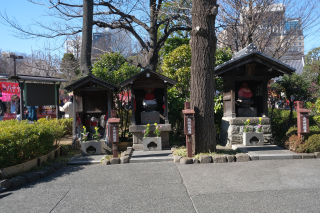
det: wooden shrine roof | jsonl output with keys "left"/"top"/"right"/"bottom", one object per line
{"left": 120, "top": 69, "right": 176, "bottom": 87}
{"left": 215, "top": 44, "right": 296, "bottom": 77}
{"left": 64, "top": 73, "right": 118, "bottom": 92}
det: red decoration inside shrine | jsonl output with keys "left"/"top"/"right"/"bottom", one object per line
{"left": 238, "top": 82, "right": 253, "bottom": 99}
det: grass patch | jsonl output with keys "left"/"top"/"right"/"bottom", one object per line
{"left": 100, "top": 153, "right": 121, "bottom": 163}
{"left": 173, "top": 147, "right": 242, "bottom": 159}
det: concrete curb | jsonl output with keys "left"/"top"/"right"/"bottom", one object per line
{"left": 171, "top": 145, "right": 320, "bottom": 164}
{"left": 0, "top": 162, "right": 66, "bottom": 193}
{"left": 67, "top": 161, "right": 101, "bottom": 165}
{"left": 68, "top": 147, "right": 134, "bottom": 165}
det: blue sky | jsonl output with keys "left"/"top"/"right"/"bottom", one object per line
{"left": 0, "top": 1, "right": 66, "bottom": 56}
{"left": 1, "top": 1, "right": 320, "bottom": 57}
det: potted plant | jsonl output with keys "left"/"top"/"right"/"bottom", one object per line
{"left": 92, "top": 127, "right": 101, "bottom": 141}
{"left": 243, "top": 118, "right": 264, "bottom": 146}
{"left": 257, "top": 117, "right": 263, "bottom": 133}
{"left": 142, "top": 123, "right": 162, "bottom": 151}
{"left": 80, "top": 126, "right": 102, "bottom": 155}
{"left": 81, "top": 126, "right": 89, "bottom": 143}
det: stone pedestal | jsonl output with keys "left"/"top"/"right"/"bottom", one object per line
{"left": 81, "top": 140, "right": 101, "bottom": 155}
{"left": 129, "top": 124, "right": 171, "bottom": 150}
{"left": 143, "top": 137, "right": 162, "bottom": 151}
{"left": 238, "top": 107, "right": 257, "bottom": 117}
{"left": 243, "top": 132, "right": 264, "bottom": 146}
{"left": 220, "top": 117, "right": 272, "bottom": 146}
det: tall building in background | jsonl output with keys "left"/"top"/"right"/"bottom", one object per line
{"left": 65, "top": 28, "right": 132, "bottom": 59}
{"left": 217, "top": 3, "right": 304, "bottom": 61}
{"left": 283, "top": 18, "right": 304, "bottom": 53}
{"left": 92, "top": 28, "right": 132, "bottom": 59}
{"left": 64, "top": 39, "right": 81, "bottom": 60}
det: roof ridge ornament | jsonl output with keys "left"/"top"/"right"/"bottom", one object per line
{"left": 232, "top": 43, "right": 258, "bottom": 59}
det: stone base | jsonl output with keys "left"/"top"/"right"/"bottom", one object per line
{"left": 81, "top": 141, "right": 101, "bottom": 155}
{"left": 129, "top": 124, "right": 171, "bottom": 150}
{"left": 143, "top": 137, "right": 162, "bottom": 151}
{"left": 238, "top": 107, "right": 257, "bottom": 117}
{"left": 220, "top": 117, "right": 272, "bottom": 146}
{"left": 243, "top": 132, "right": 264, "bottom": 146}
{"left": 101, "top": 140, "right": 112, "bottom": 154}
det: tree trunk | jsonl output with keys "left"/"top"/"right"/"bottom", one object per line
{"left": 80, "top": 0, "right": 93, "bottom": 74}
{"left": 190, "top": 0, "right": 218, "bottom": 154}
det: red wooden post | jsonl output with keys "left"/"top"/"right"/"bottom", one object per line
{"left": 182, "top": 102, "right": 195, "bottom": 158}
{"left": 297, "top": 101, "right": 310, "bottom": 139}
{"left": 108, "top": 110, "right": 120, "bottom": 158}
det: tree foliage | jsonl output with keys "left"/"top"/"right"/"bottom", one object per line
{"left": 92, "top": 52, "right": 140, "bottom": 137}
{"left": 277, "top": 73, "right": 317, "bottom": 129}
{"left": 162, "top": 44, "right": 191, "bottom": 98}
{"left": 162, "top": 44, "right": 232, "bottom": 138}
{"left": 304, "top": 47, "right": 320, "bottom": 86}
{"left": 162, "top": 37, "right": 190, "bottom": 56}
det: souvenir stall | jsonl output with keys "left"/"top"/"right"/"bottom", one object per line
{"left": 215, "top": 44, "right": 295, "bottom": 145}
{"left": 120, "top": 69, "right": 176, "bottom": 150}
{"left": 5, "top": 75, "right": 68, "bottom": 120}
{"left": 64, "top": 73, "right": 118, "bottom": 154}
{"left": 0, "top": 82, "right": 20, "bottom": 119}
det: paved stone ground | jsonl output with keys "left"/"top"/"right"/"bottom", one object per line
{"left": 233, "top": 145, "right": 301, "bottom": 160}
{"left": 1, "top": 159, "right": 320, "bottom": 212}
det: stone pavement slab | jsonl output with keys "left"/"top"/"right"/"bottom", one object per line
{"left": 0, "top": 188, "right": 70, "bottom": 213}
{"left": 232, "top": 145, "right": 301, "bottom": 160}
{"left": 130, "top": 149, "right": 173, "bottom": 163}
{"left": 191, "top": 188, "right": 320, "bottom": 213}
{"left": 67, "top": 154, "right": 105, "bottom": 165}
{"left": 0, "top": 162, "right": 196, "bottom": 213}
{"left": 177, "top": 159, "right": 320, "bottom": 212}
{"left": 176, "top": 159, "right": 320, "bottom": 196}
{"left": 2, "top": 158, "right": 320, "bottom": 212}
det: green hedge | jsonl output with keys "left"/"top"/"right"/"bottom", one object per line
{"left": 284, "top": 125, "right": 320, "bottom": 153}
{"left": 299, "top": 134, "right": 320, "bottom": 153}
{"left": 269, "top": 108, "right": 317, "bottom": 141}
{"left": 0, "top": 118, "right": 72, "bottom": 168}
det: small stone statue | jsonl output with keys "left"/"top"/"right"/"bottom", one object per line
{"left": 143, "top": 88, "right": 158, "bottom": 112}
{"left": 238, "top": 82, "right": 252, "bottom": 99}
{"left": 237, "top": 82, "right": 254, "bottom": 106}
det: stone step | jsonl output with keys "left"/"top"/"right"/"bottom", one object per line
{"left": 232, "top": 144, "right": 302, "bottom": 160}
{"left": 67, "top": 154, "right": 105, "bottom": 165}
{"left": 130, "top": 149, "right": 173, "bottom": 163}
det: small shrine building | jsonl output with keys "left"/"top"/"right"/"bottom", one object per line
{"left": 215, "top": 44, "right": 295, "bottom": 145}
{"left": 120, "top": 69, "right": 176, "bottom": 150}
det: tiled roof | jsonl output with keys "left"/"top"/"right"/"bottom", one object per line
{"left": 215, "top": 43, "right": 296, "bottom": 73}
{"left": 64, "top": 73, "right": 118, "bottom": 91}
{"left": 120, "top": 69, "right": 176, "bottom": 87}
{"left": 282, "top": 59, "right": 304, "bottom": 74}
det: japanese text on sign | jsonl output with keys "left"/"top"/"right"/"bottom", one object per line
{"left": 303, "top": 116, "right": 307, "bottom": 133}
{"left": 188, "top": 118, "right": 192, "bottom": 134}
{"left": 184, "top": 114, "right": 194, "bottom": 135}
{"left": 113, "top": 126, "right": 117, "bottom": 142}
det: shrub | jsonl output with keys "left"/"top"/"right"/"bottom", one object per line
{"left": 270, "top": 108, "right": 317, "bottom": 142}
{"left": 173, "top": 147, "right": 187, "bottom": 157}
{"left": 282, "top": 127, "right": 298, "bottom": 144}
{"left": 298, "top": 134, "right": 320, "bottom": 153}
{"left": 0, "top": 118, "right": 72, "bottom": 168}
{"left": 285, "top": 135, "right": 303, "bottom": 152}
